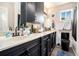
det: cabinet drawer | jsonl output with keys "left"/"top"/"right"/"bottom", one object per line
{"left": 24, "top": 38, "right": 40, "bottom": 49}
{"left": 41, "top": 35, "right": 49, "bottom": 39}
{"left": 27, "top": 47, "right": 40, "bottom": 56}
{"left": 27, "top": 44, "right": 40, "bottom": 56}
{"left": 27, "top": 44, "right": 40, "bottom": 52}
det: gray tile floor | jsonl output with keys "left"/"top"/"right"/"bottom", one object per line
{"left": 51, "top": 46, "right": 75, "bottom": 56}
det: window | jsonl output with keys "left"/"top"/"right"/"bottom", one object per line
{"left": 60, "top": 9, "right": 73, "bottom": 21}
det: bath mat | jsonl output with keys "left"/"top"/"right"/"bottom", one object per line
{"left": 56, "top": 50, "right": 72, "bottom": 56}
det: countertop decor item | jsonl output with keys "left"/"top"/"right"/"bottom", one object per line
{"left": 4, "top": 31, "right": 12, "bottom": 40}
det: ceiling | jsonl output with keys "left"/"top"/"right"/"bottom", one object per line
{"left": 44, "top": 2, "right": 68, "bottom": 8}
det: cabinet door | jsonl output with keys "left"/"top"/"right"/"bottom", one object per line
{"left": 27, "top": 44, "right": 41, "bottom": 56}
{"left": 41, "top": 48, "right": 47, "bottom": 56}
{"left": 54, "top": 32, "right": 56, "bottom": 45}
{"left": 50, "top": 32, "right": 56, "bottom": 49}
{"left": 24, "top": 38, "right": 41, "bottom": 56}
{"left": 50, "top": 33, "right": 53, "bottom": 48}
{"left": 47, "top": 38, "right": 52, "bottom": 56}
{"left": 53, "top": 32, "right": 56, "bottom": 48}
{"left": 41, "top": 37, "right": 48, "bottom": 49}
{"left": 41, "top": 35, "right": 49, "bottom": 56}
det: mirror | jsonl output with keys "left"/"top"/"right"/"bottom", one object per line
{"left": 20, "top": 2, "right": 44, "bottom": 28}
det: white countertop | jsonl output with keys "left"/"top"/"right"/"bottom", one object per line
{"left": 0, "top": 29, "right": 56, "bottom": 51}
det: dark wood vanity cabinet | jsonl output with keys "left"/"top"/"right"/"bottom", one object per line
{"left": 0, "top": 38, "right": 41, "bottom": 56}
{"left": 26, "top": 44, "right": 40, "bottom": 56}
{"left": 52, "top": 32, "right": 56, "bottom": 48}
{"left": 24, "top": 38, "right": 41, "bottom": 56}
{"left": 48, "top": 32, "right": 56, "bottom": 55}
{"left": 47, "top": 37, "right": 52, "bottom": 56}
{"left": 41, "top": 35, "right": 49, "bottom": 56}
{"left": 41, "top": 32, "right": 56, "bottom": 56}
{"left": 0, "top": 43, "right": 25, "bottom": 56}
{"left": 0, "top": 32, "right": 56, "bottom": 56}
{"left": 49, "top": 32, "right": 56, "bottom": 50}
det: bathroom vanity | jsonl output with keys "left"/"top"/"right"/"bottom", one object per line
{"left": 0, "top": 29, "right": 56, "bottom": 56}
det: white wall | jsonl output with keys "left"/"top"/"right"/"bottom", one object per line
{"left": 76, "top": 3, "right": 79, "bottom": 56}
{"left": 14, "top": 2, "right": 20, "bottom": 28}
{"left": 0, "top": 7, "right": 8, "bottom": 32}
{"left": 0, "top": 2, "right": 18, "bottom": 29}
{"left": 44, "top": 3, "right": 54, "bottom": 28}
{"left": 71, "top": 2, "right": 79, "bottom": 56}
